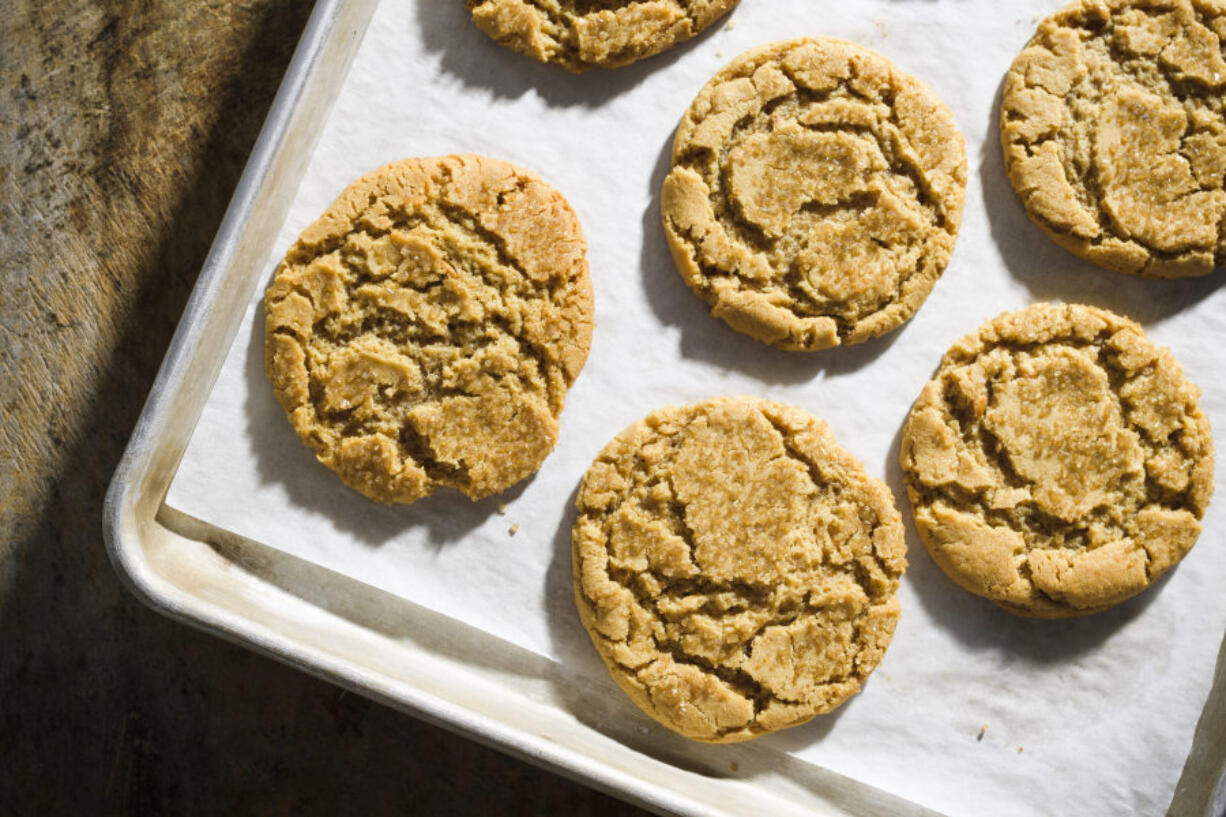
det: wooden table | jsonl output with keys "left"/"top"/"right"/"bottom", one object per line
{"left": 0, "top": 2, "right": 649, "bottom": 812}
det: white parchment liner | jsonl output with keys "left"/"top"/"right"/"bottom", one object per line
{"left": 167, "top": 2, "right": 1226, "bottom": 814}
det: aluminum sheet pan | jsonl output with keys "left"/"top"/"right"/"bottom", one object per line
{"left": 108, "top": 2, "right": 1226, "bottom": 815}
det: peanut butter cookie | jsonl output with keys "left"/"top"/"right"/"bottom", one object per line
{"left": 661, "top": 38, "right": 967, "bottom": 351}
{"left": 572, "top": 397, "right": 906, "bottom": 742}
{"left": 1001, "top": 0, "right": 1226, "bottom": 278}
{"left": 467, "top": 0, "right": 740, "bottom": 73}
{"left": 264, "top": 155, "right": 593, "bottom": 505}
{"left": 900, "top": 303, "right": 1214, "bottom": 618}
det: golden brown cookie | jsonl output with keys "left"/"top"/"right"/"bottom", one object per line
{"left": 467, "top": 0, "right": 740, "bottom": 73}
{"left": 1001, "top": 0, "right": 1226, "bottom": 278}
{"left": 572, "top": 397, "right": 907, "bottom": 742}
{"left": 900, "top": 303, "right": 1214, "bottom": 618}
{"left": 661, "top": 38, "right": 967, "bottom": 351}
{"left": 264, "top": 155, "right": 593, "bottom": 505}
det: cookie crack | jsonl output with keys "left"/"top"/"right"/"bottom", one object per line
{"left": 396, "top": 423, "right": 468, "bottom": 487}
{"left": 920, "top": 333, "right": 1200, "bottom": 554}
{"left": 487, "top": 313, "right": 565, "bottom": 409}
{"left": 599, "top": 559, "right": 774, "bottom": 715}
{"left": 428, "top": 198, "right": 571, "bottom": 388}
{"left": 432, "top": 201, "right": 539, "bottom": 293}
{"left": 680, "top": 74, "right": 954, "bottom": 336}
{"left": 307, "top": 198, "right": 564, "bottom": 425}
{"left": 645, "top": 639, "right": 774, "bottom": 714}
{"left": 759, "top": 411, "right": 900, "bottom": 601}
{"left": 665, "top": 492, "right": 699, "bottom": 565}
{"left": 655, "top": 576, "right": 775, "bottom": 600}
{"left": 881, "top": 108, "right": 954, "bottom": 234}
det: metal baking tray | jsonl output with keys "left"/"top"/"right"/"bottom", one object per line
{"left": 104, "top": 1, "right": 1226, "bottom": 815}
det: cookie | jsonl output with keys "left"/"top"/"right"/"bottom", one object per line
{"left": 1001, "top": 0, "right": 1226, "bottom": 278}
{"left": 264, "top": 155, "right": 593, "bottom": 505}
{"left": 467, "top": 0, "right": 740, "bottom": 73}
{"left": 900, "top": 303, "right": 1214, "bottom": 618}
{"left": 661, "top": 38, "right": 967, "bottom": 351}
{"left": 572, "top": 397, "right": 906, "bottom": 742}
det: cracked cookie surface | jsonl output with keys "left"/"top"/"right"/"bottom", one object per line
{"left": 572, "top": 397, "right": 906, "bottom": 742}
{"left": 1001, "top": 0, "right": 1226, "bottom": 277}
{"left": 661, "top": 38, "right": 967, "bottom": 351}
{"left": 900, "top": 303, "right": 1214, "bottom": 618}
{"left": 466, "top": 0, "right": 739, "bottom": 72}
{"left": 264, "top": 155, "right": 593, "bottom": 505}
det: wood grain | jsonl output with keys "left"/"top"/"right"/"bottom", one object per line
{"left": 0, "top": 1, "right": 649, "bottom": 813}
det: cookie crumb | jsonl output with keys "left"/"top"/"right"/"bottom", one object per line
{"left": 725, "top": 19, "right": 737, "bottom": 31}
{"left": 1018, "top": 747, "right": 1024, "bottom": 754}
{"left": 497, "top": 503, "right": 508, "bottom": 515}
{"left": 977, "top": 725, "right": 988, "bottom": 742}
{"left": 509, "top": 523, "right": 519, "bottom": 536}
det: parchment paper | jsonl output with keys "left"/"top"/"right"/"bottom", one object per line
{"left": 165, "top": 2, "right": 1226, "bottom": 814}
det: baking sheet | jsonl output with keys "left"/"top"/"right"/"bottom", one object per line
{"left": 165, "top": 1, "right": 1226, "bottom": 815}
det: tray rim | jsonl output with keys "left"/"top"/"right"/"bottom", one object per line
{"left": 102, "top": 2, "right": 1226, "bottom": 815}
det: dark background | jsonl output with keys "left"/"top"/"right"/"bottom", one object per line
{"left": 0, "top": 2, "right": 649, "bottom": 813}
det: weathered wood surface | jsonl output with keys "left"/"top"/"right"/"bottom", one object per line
{"left": 0, "top": 2, "right": 647, "bottom": 812}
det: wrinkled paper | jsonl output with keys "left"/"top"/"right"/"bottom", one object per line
{"left": 166, "top": 2, "right": 1226, "bottom": 814}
